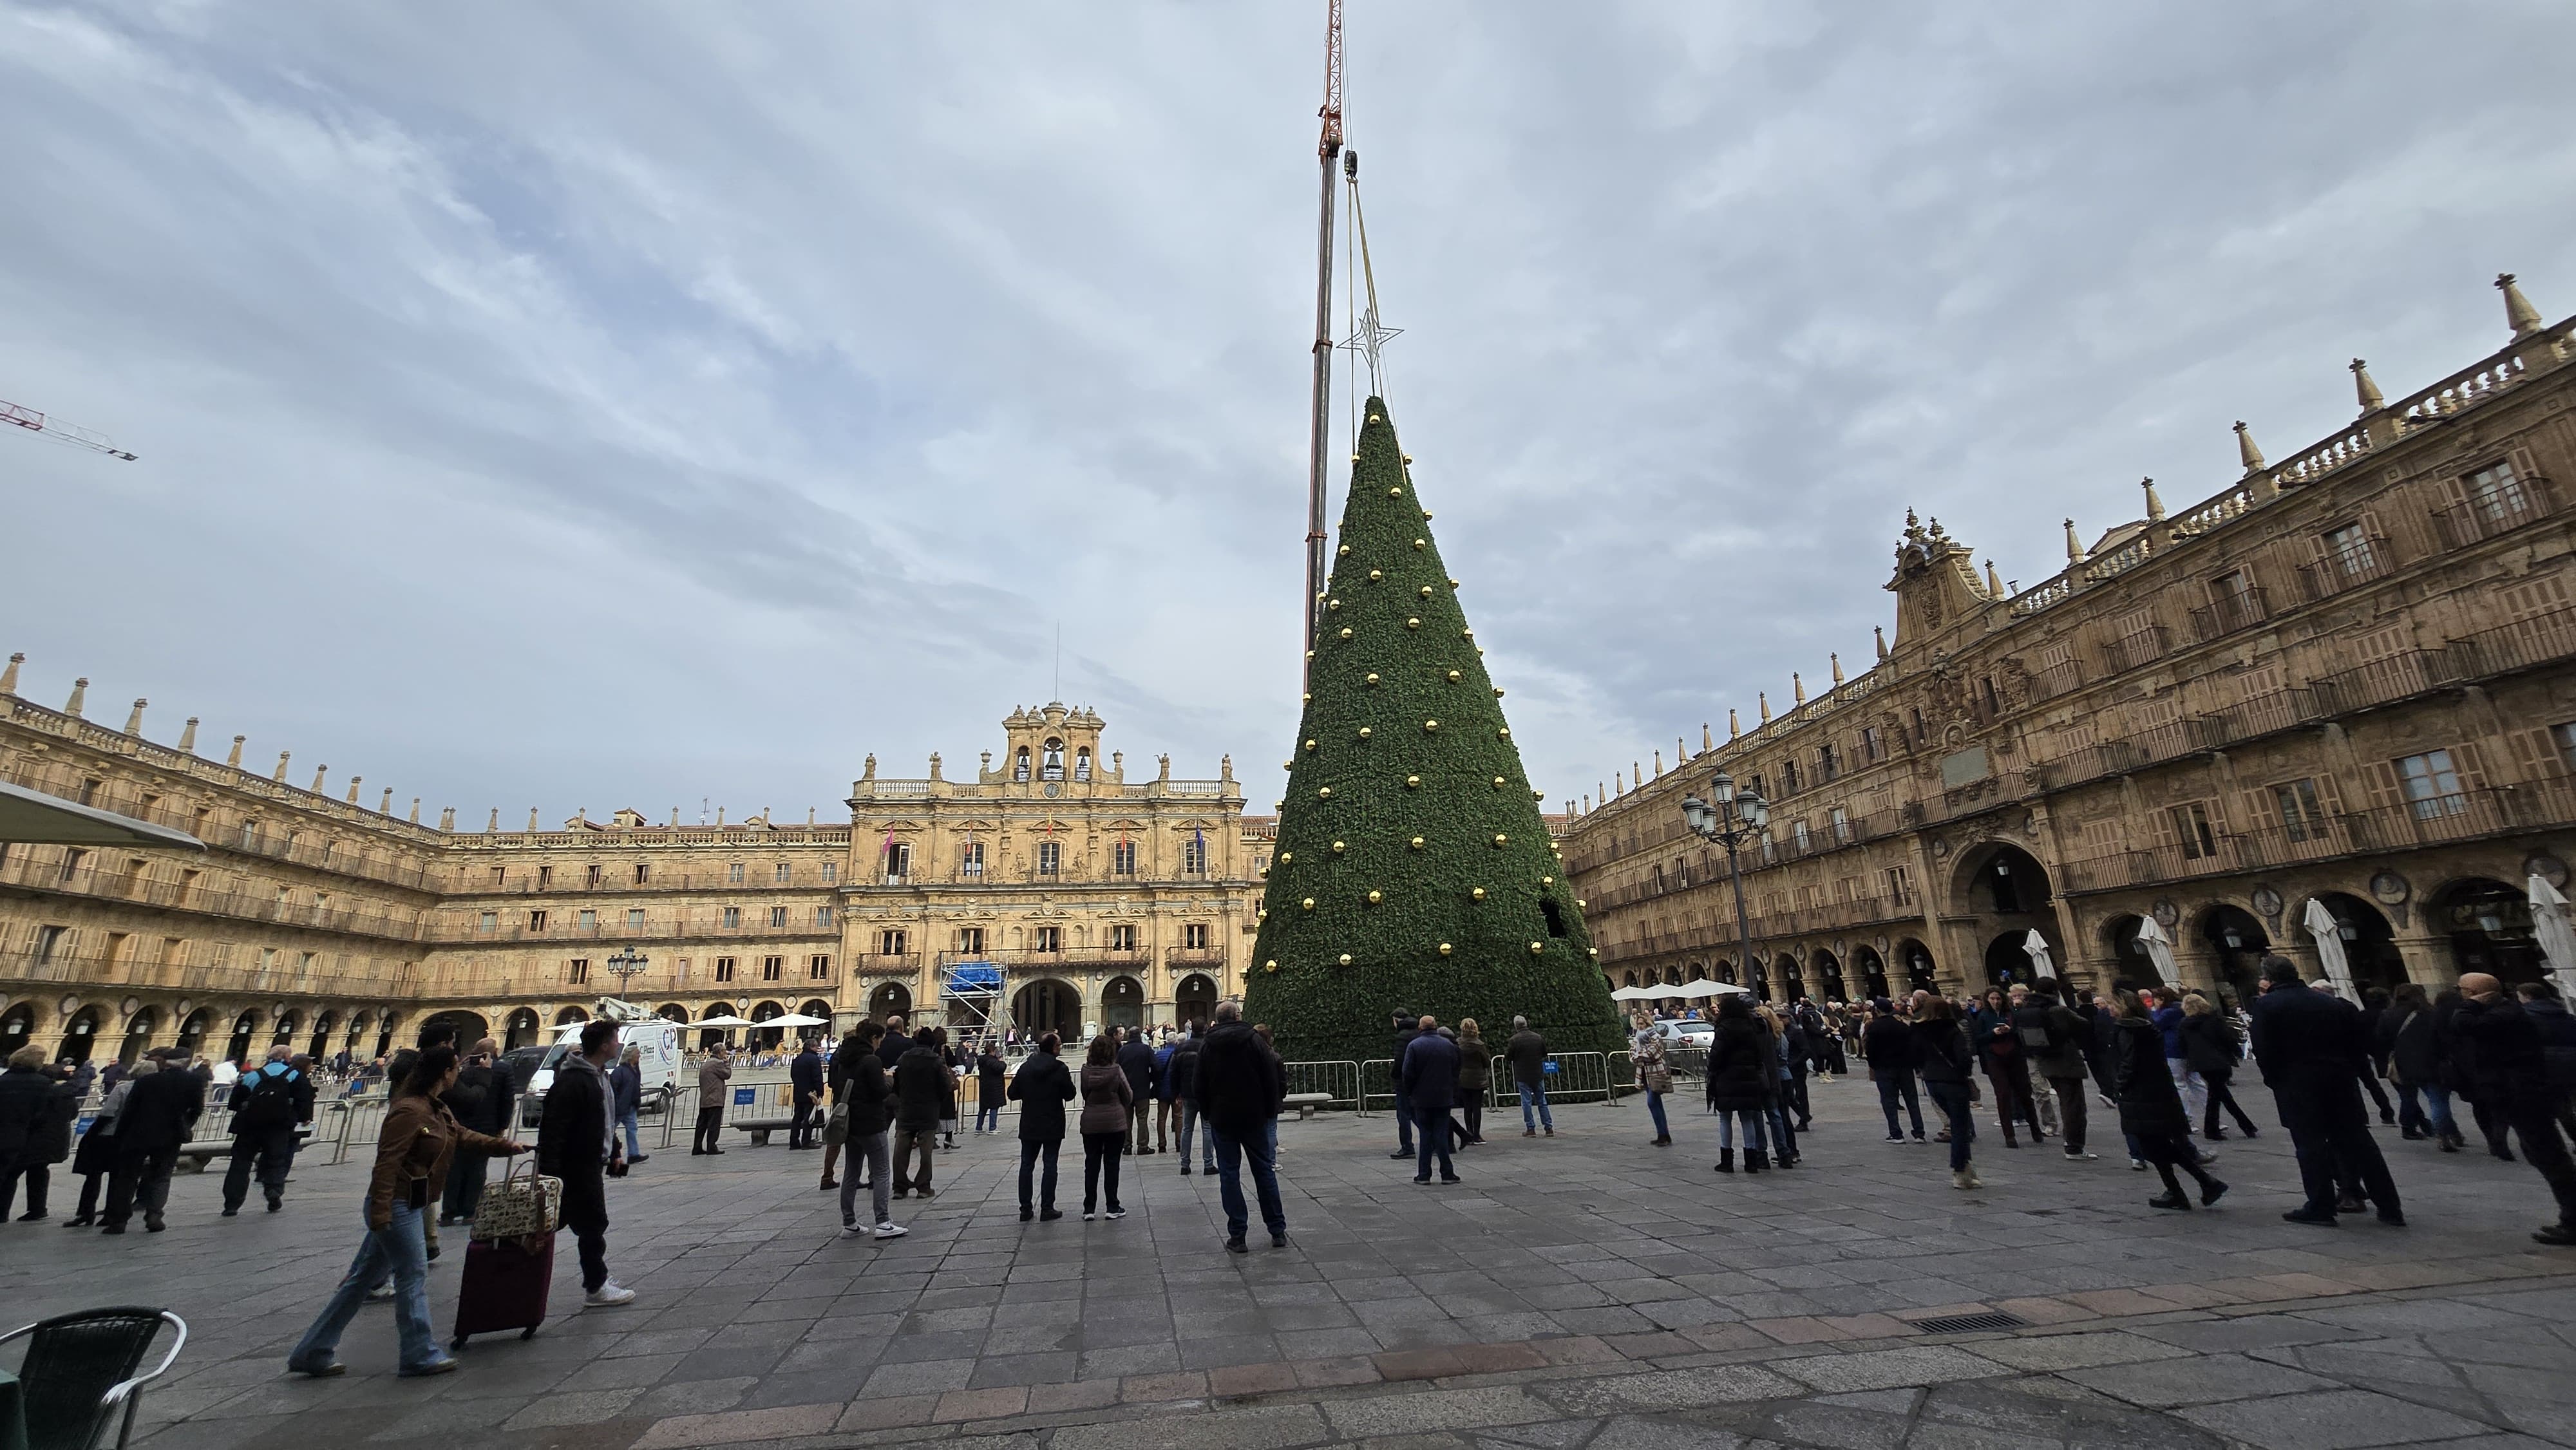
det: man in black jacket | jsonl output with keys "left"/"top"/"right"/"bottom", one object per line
{"left": 1399, "top": 1016, "right": 1462, "bottom": 1184}
{"left": 538, "top": 1020, "right": 634, "bottom": 1305}
{"left": 2453, "top": 975, "right": 2576, "bottom": 1245}
{"left": 1386, "top": 1010, "right": 1419, "bottom": 1160}
{"left": 2248, "top": 956, "right": 2401, "bottom": 1227}
{"left": 1115, "top": 1029, "right": 1157, "bottom": 1156}
{"left": 2520, "top": 981, "right": 2576, "bottom": 1144}
{"left": 889, "top": 1027, "right": 950, "bottom": 1199}
{"left": 224, "top": 1045, "right": 318, "bottom": 1217}
{"left": 2014, "top": 982, "right": 2095, "bottom": 1160}
{"left": 435, "top": 1038, "right": 512, "bottom": 1225}
{"left": 1196, "top": 1001, "right": 1287, "bottom": 1252}
{"left": 1008, "top": 1032, "right": 1075, "bottom": 1220}
{"left": 835, "top": 1021, "right": 900, "bottom": 1236}
{"left": 1861, "top": 1000, "right": 1924, "bottom": 1142}
{"left": 1506, "top": 1017, "right": 1553, "bottom": 1137}
{"left": 102, "top": 1053, "right": 202, "bottom": 1234}
{"left": 788, "top": 1039, "right": 826, "bottom": 1151}
{"left": 0, "top": 1047, "right": 70, "bottom": 1220}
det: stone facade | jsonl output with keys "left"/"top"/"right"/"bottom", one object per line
{"left": 1567, "top": 279, "right": 2576, "bottom": 1007}
{"left": 0, "top": 688, "right": 1260, "bottom": 1062}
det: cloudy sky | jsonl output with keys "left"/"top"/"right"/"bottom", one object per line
{"left": 5, "top": 2, "right": 2572, "bottom": 828}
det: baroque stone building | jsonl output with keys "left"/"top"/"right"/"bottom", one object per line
{"left": 0, "top": 686, "right": 1260, "bottom": 1063}
{"left": 1567, "top": 278, "right": 2576, "bottom": 1006}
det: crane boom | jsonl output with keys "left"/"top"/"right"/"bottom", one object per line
{"left": 1302, "top": 0, "right": 1345, "bottom": 684}
{"left": 1, "top": 398, "right": 137, "bottom": 460}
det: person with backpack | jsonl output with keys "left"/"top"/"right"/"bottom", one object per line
{"left": 1911, "top": 992, "right": 1981, "bottom": 1190}
{"left": 2179, "top": 993, "right": 2259, "bottom": 1140}
{"left": 2013, "top": 980, "right": 2095, "bottom": 1160}
{"left": 222, "top": 1044, "right": 316, "bottom": 1217}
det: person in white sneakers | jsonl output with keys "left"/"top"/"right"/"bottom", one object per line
{"left": 538, "top": 1020, "right": 636, "bottom": 1306}
{"left": 836, "top": 1022, "right": 906, "bottom": 1240}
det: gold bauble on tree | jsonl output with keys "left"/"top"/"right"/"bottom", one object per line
{"left": 1437, "top": 943, "right": 1453, "bottom": 956}
{"left": 1367, "top": 890, "right": 1383, "bottom": 905}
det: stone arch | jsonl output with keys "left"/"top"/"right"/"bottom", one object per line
{"left": 2193, "top": 903, "right": 2271, "bottom": 1007}
{"left": 1952, "top": 840, "right": 2055, "bottom": 915}
{"left": 1777, "top": 952, "right": 1806, "bottom": 1003}
{"left": 1174, "top": 973, "right": 1218, "bottom": 1028}
{"left": 495, "top": 1008, "right": 538, "bottom": 1051}
{"left": 0, "top": 1002, "right": 36, "bottom": 1058}
{"left": 2428, "top": 876, "right": 2545, "bottom": 984}
{"left": 1101, "top": 974, "right": 1145, "bottom": 1031}
{"left": 656, "top": 1003, "right": 690, "bottom": 1026}
{"left": 697, "top": 1003, "right": 739, "bottom": 1053}
{"left": 424, "top": 1010, "right": 491, "bottom": 1050}
{"left": 1011, "top": 978, "right": 1081, "bottom": 1037}
{"left": 272, "top": 1008, "right": 303, "bottom": 1048}
{"left": 554, "top": 1006, "right": 590, "bottom": 1027}
{"left": 2300, "top": 892, "right": 2410, "bottom": 995}
{"left": 307, "top": 1010, "right": 339, "bottom": 1060}
{"left": 867, "top": 981, "right": 913, "bottom": 1022}
{"left": 176, "top": 1007, "right": 214, "bottom": 1056}
{"left": 2097, "top": 914, "right": 2161, "bottom": 990}
{"left": 1850, "top": 945, "right": 1889, "bottom": 1001}
{"left": 1894, "top": 938, "right": 1938, "bottom": 994}
{"left": 59, "top": 1004, "right": 106, "bottom": 1064}
{"left": 120, "top": 1006, "right": 162, "bottom": 1066}
{"left": 750, "top": 1001, "right": 788, "bottom": 1050}
{"left": 224, "top": 1008, "right": 261, "bottom": 1064}
{"left": 1811, "top": 948, "right": 1846, "bottom": 1002}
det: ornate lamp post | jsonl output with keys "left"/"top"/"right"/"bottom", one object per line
{"left": 605, "top": 946, "right": 650, "bottom": 1000}
{"left": 1680, "top": 772, "right": 1770, "bottom": 999}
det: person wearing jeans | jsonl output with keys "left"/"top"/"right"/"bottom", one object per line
{"left": 1630, "top": 1017, "right": 1672, "bottom": 1146}
{"left": 1195, "top": 1001, "right": 1287, "bottom": 1250}
{"left": 290, "top": 1045, "right": 524, "bottom": 1377}
{"left": 1007, "top": 1032, "right": 1075, "bottom": 1220}
{"left": 834, "top": 1021, "right": 898, "bottom": 1236}
{"left": 610, "top": 1046, "right": 647, "bottom": 1163}
{"left": 1165, "top": 1025, "right": 1216, "bottom": 1172}
{"left": 1862, "top": 1001, "right": 1924, "bottom": 1142}
{"left": 1506, "top": 1017, "right": 1552, "bottom": 1136}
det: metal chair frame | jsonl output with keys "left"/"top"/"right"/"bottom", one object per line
{"left": 0, "top": 1308, "right": 187, "bottom": 1450}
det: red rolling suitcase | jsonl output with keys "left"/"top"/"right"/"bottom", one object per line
{"left": 451, "top": 1234, "right": 554, "bottom": 1349}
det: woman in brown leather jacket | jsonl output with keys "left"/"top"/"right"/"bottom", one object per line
{"left": 288, "top": 1046, "right": 524, "bottom": 1378}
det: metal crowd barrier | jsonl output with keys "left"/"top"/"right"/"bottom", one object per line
{"left": 1359, "top": 1058, "right": 1396, "bottom": 1112}
{"left": 1281, "top": 1060, "right": 1362, "bottom": 1113}
{"left": 659, "top": 1085, "right": 698, "bottom": 1148}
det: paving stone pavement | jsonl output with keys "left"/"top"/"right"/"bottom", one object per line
{"left": 7, "top": 1075, "right": 2576, "bottom": 1449}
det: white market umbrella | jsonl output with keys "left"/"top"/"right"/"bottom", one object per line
{"left": 2133, "top": 916, "right": 2179, "bottom": 988}
{"left": 764, "top": 1013, "right": 830, "bottom": 1028}
{"left": 2301, "top": 898, "right": 2359, "bottom": 1004}
{"left": 693, "top": 1015, "right": 756, "bottom": 1029}
{"left": 1609, "top": 986, "right": 1654, "bottom": 1002}
{"left": 2023, "top": 930, "right": 2057, "bottom": 981}
{"left": 1676, "top": 979, "right": 1750, "bottom": 998}
{"left": 2529, "top": 875, "right": 2576, "bottom": 1003}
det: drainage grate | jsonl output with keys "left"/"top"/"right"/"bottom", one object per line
{"left": 1909, "top": 1310, "right": 2027, "bottom": 1335}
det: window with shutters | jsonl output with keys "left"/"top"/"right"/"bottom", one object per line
{"left": 2323, "top": 523, "right": 2376, "bottom": 578}
{"left": 1033, "top": 925, "right": 1062, "bottom": 953}
{"left": 728, "top": 862, "right": 745, "bottom": 884}
{"left": 2079, "top": 817, "right": 2122, "bottom": 858}
{"left": 880, "top": 928, "right": 907, "bottom": 956}
{"left": 2497, "top": 574, "right": 2570, "bottom": 621}
{"left": 1791, "top": 819, "right": 1812, "bottom": 852}
{"left": 768, "top": 905, "right": 788, "bottom": 928}
{"left": 821, "top": 862, "right": 837, "bottom": 884}
{"left": 587, "top": 864, "right": 603, "bottom": 889}
{"left": 576, "top": 909, "right": 596, "bottom": 930}
{"left": 1880, "top": 864, "right": 1914, "bottom": 905}
{"left": 722, "top": 906, "right": 741, "bottom": 928}
{"left": 538, "top": 865, "right": 552, "bottom": 890}
{"left": 961, "top": 841, "right": 985, "bottom": 877}
{"left": 883, "top": 842, "right": 911, "bottom": 881}
{"left": 1184, "top": 923, "right": 1211, "bottom": 950}
{"left": 2272, "top": 778, "right": 2329, "bottom": 843}
{"left": 627, "top": 907, "right": 645, "bottom": 930}
{"left": 810, "top": 954, "right": 831, "bottom": 979}
{"left": 2108, "top": 606, "right": 2163, "bottom": 671}
{"left": 774, "top": 862, "right": 791, "bottom": 884}
{"left": 634, "top": 863, "right": 650, "bottom": 885}
{"left": 1861, "top": 725, "right": 1886, "bottom": 762}
{"left": 958, "top": 926, "right": 985, "bottom": 954}
{"left": 715, "top": 956, "right": 736, "bottom": 983}
{"left": 1113, "top": 840, "right": 1135, "bottom": 876}
{"left": 761, "top": 955, "right": 782, "bottom": 981}
{"left": 1110, "top": 923, "right": 1137, "bottom": 952}
{"left": 2557, "top": 723, "right": 2576, "bottom": 773}
{"left": 815, "top": 905, "right": 833, "bottom": 927}
{"left": 1781, "top": 759, "right": 1802, "bottom": 795}
{"left": 2395, "top": 750, "right": 2467, "bottom": 820}
{"left": 2468, "top": 460, "right": 2529, "bottom": 518}
{"left": 528, "top": 909, "right": 547, "bottom": 931}
{"left": 1182, "top": 836, "right": 1208, "bottom": 874}
{"left": 1036, "top": 840, "right": 1061, "bottom": 876}
{"left": 2033, "top": 641, "right": 2082, "bottom": 699}
{"left": 1830, "top": 806, "right": 1853, "bottom": 844}
{"left": 567, "top": 957, "right": 589, "bottom": 984}
{"left": 2169, "top": 802, "right": 2219, "bottom": 860}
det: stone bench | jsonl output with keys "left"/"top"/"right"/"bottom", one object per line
{"left": 1282, "top": 1093, "right": 1334, "bottom": 1120}
{"left": 175, "top": 1139, "right": 234, "bottom": 1171}
{"left": 734, "top": 1116, "right": 796, "bottom": 1145}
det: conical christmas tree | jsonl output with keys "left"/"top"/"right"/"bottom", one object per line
{"left": 1244, "top": 396, "right": 1619, "bottom": 1064}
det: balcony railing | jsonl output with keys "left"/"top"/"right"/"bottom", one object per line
{"left": 2430, "top": 477, "right": 2556, "bottom": 551}
{"left": 2295, "top": 541, "right": 2393, "bottom": 602}
{"left": 2188, "top": 586, "right": 2271, "bottom": 643}
{"left": 0, "top": 852, "right": 430, "bottom": 941}
{"left": 1164, "top": 947, "right": 1228, "bottom": 968}
{"left": 2061, "top": 778, "right": 2576, "bottom": 894}
{"left": 2104, "top": 625, "right": 2169, "bottom": 675}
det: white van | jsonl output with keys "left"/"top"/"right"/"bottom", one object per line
{"left": 518, "top": 1013, "right": 683, "bottom": 1128}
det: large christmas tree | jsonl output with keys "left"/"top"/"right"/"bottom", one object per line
{"left": 1244, "top": 396, "right": 1620, "bottom": 1064}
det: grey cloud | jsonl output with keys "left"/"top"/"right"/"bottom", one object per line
{"left": 2, "top": 1, "right": 2571, "bottom": 820}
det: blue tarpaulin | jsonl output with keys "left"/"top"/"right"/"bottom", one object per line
{"left": 944, "top": 963, "right": 1003, "bottom": 997}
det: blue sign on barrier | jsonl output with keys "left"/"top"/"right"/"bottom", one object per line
{"left": 733, "top": 1087, "right": 755, "bottom": 1106}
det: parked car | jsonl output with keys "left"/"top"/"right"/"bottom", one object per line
{"left": 1650, "top": 1019, "right": 1715, "bottom": 1048}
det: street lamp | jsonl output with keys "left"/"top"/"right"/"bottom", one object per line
{"left": 1680, "top": 771, "right": 1771, "bottom": 1000}
{"left": 605, "top": 946, "right": 650, "bottom": 999}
